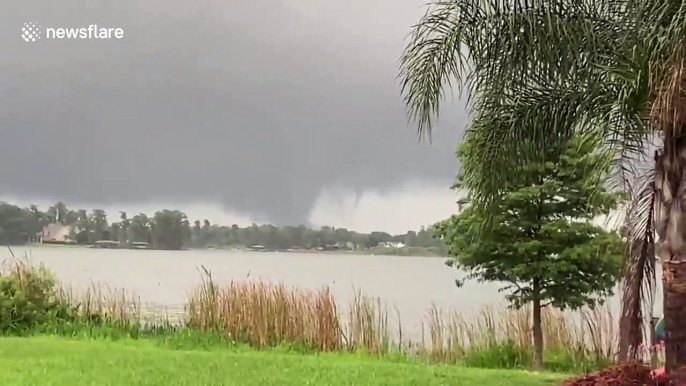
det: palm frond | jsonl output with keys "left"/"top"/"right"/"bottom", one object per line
{"left": 399, "top": 1, "right": 464, "bottom": 140}
{"left": 400, "top": 0, "right": 654, "bottom": 205}
{"left": 399, "top": 0, "right": 624, "bottom": 140}
{"left": 650, "top": 47, "right": 686, "bottom": 142}
{"left": 618, "top": 165, "right": 657, "bottom": 362}
{"left": 457, "top": 75, "right": 652, "bottom": 208}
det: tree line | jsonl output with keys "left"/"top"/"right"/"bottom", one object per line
{"left": 0, "top": 201, "right": 446, "bottom": 253}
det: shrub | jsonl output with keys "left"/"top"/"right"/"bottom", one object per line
{"left": 0, "top": 259, "right": 74, "bottom": 333}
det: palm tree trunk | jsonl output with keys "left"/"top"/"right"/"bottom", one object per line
{"left": 663, "top": 261, "right": 686, "bottom": 372}
{"left": 656, "top": 137, "right": 686, "bottom": 374}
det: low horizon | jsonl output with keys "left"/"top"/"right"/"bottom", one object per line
{"left": 0, "top": 182, "right": 460, "bottom": 234}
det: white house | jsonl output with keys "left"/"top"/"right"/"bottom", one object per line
{"left": 379, "top": 241, "right": 405, "bottom": 248}
{"left": 37, "top": 223, "right": 73, "bottom": 243}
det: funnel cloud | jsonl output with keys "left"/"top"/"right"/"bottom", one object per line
{"left": 0, "top": 0, "right": 465, "bottom": 226}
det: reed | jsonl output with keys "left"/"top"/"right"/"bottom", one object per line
{"left": 421, "top": 304, "right": 617, "bottom": 372}
{"left": 57, "top": 283, "right": 141, "bottom": 324}
{"left": 186, "top": 269, "right": 342, "bottom": 351}
{"left": 0, "top": 257, "right": 622, "bottom": 372}
{"left": 343, "top": 290, "right": 398, "bottom": 355}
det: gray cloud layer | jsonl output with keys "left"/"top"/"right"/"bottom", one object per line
{"left": 0, "top": 0, "right": 466, "bottom": 225}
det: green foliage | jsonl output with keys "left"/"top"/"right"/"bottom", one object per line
{"left": 436, "top": 135, "right": 623, "bottom": 311}
{"left": 459, "top": 342, "right": 612, "bottom": 374}
{"left": 152, "top": 210, "right": 191, "bottom": 250}
{"left": 463, "top": 340, "right": 532, "bottom": 370}
{"left": 0, "top": 203, "right": 39, "bottom": 245}
{"left": 0, "top": 259, "right": 613, "bottom": 374}
{"left": 543, "top": 348, "right": 614, "bottom": 374}
{"left": 0, "top": 262, "right": 74, "bottom": 333}
{"left": 0, "top": 200, "right": 445, "bottom": 253}
{"left": 398, "top": 0, "right": 673, "bottom": 206}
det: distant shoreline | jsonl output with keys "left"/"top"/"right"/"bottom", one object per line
{"left": 11, "top": 243, "right": 445, "bottom": 258}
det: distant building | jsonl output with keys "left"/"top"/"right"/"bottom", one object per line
{"left": 37, "top": 224, "right": 74, "bottom": 244}
{"left": 379, "top": 241, "right": 405, "bottom": 248}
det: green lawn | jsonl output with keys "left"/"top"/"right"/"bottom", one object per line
{"left": 0, "top": 337, "right": 566, "bottom": 385}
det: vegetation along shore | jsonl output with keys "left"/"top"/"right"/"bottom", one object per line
{"left": 0, "top": 201, "right": 446, "bottom": 256}
{"left": 0, "top": 256, "right": 631, "bottom": 385}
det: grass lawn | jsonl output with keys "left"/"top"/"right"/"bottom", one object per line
{"left": 0, "top": 337, "right": 566, "bottom": 386}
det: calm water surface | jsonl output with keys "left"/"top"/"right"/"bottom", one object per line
{"left": 2, "top": 246, "right": 660, "bottom": 335}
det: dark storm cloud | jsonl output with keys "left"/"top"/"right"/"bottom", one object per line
{"left": 0, "top": 0, "right": 466, "bottom": 225}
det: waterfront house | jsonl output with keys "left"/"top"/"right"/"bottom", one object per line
{"left": 37, "top": 224, "right": 74, "bottom": 244}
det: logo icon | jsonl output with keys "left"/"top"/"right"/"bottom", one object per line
{"left": 21, "top": 22, "right": 41, "bottom": 42}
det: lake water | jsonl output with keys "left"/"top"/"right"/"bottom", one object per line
{"left": 0, "top": 246, "right": 663, "bottom": 337}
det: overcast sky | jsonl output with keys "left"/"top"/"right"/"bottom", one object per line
{"left": 0, "top": 0, "right": 467, "bottom": 233}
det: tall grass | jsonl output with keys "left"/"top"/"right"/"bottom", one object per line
{"left": 186, "top": 269, "right": 341, "bottom": 351}
{"left": 344, "top": 290, "right": 398, "bottom": 355}
{"left": 422, "top": 304, "right": 616, "bottom": 372}
{"left": 0, "top": 257, "right": 620, "bottom": 372}
{"left": 182, "top": 268, "right": 616, "bottom": 371}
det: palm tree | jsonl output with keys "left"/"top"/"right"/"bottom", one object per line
{"left": 399, "top": 0, "right": 686, "bottom": 371}
{"left": 119, "top": 211, "right": 130, "bottom": 244}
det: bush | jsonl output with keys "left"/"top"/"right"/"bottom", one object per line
{"left": 0, "top": 260, "right": 74, "bottom": 334}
